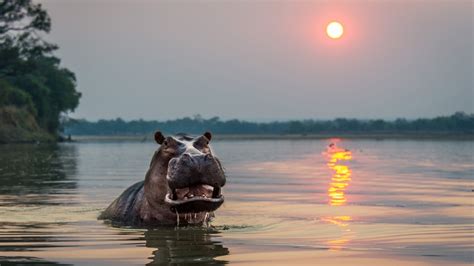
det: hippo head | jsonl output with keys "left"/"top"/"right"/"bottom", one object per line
{"left": 153, "top": 131, "right": 226, "bottom": 216}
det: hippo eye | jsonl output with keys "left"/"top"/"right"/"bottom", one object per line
{"left": 163, "top": 140, "right": 168, "bottom": 146}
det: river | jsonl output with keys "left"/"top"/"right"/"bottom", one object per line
{"left": 0, "top": 138, "right": 472, "bottom": 265}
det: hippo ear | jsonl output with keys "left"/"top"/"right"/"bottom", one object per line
{"left": 154, "top": 131, "right": 165, "bottom": 145}
{"left": 203, "top": 131, "right": 212, "bottom": 142}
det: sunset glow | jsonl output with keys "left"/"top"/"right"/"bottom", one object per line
{"left": 324, "top": 141, "right": 355, "bottom": 251}
{"left": 326, "top": 21, "right": 344, "bottom": 39}
{"left": 326, "top": 142, "right": 352, "bottom": 206}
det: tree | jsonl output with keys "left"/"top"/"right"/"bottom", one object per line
{"left": 0, "top": 0, "right": 56, "bottom": 57}
{"left": 0, "top": 0, "right": 81, "bottom": 134}
{"left": 0, "top": 78, "right": 34, "bottom": 113}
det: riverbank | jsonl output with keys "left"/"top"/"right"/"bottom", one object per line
{"left": 0, "top": 106, "right": 54, "bottom": 144}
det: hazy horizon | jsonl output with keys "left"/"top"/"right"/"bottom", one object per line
{"left": 40, "top": 0, "right": 473, "bottom": 121}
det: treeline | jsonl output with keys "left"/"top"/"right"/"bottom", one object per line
{"left": 0, "top": 0, "right": 81, "bottom": 135}
{"left": 63, "top": 112, "right": 474, "bottom": 136}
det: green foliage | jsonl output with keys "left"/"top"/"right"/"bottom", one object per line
{"left": 64, "top": 113, "right": 474, "bottom": 136}
{"left": 0, "top": 78, "right": 35, "bottom": 113}
{"left": 0, "top": 0, "right": 81, "bottom": 135}
{"left": 0, "top": 0, "right": 57, "bottom": 57}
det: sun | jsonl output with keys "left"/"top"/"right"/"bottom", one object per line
{"left": 326, "top": 21, "right": 344, "bottom": 39}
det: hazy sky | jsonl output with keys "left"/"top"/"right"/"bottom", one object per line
{"left": 40, "top": 0, "right": 472, "bottom": 121}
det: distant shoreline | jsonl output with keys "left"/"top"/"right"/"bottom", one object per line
{"left": 63, "top": 113, "right": 474, "bottom": 140}
{"left": 69, "top": 133, "right": 474, "bottom": 142}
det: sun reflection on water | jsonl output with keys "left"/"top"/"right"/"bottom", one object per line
{"left": 324, "top": 140, "right": 354, "bottom": 251}
{"left": 327, "top": 141, "right": 353, "bottom": 206}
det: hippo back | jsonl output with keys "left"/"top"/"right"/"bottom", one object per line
{"left": 99, "top": 181, "right": 145, "bottom": 225}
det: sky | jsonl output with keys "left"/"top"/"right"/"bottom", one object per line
{"left": 39, "top": 0, "right": 473, "bottom": 121}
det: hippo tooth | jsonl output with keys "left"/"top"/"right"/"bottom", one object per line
{"left": 172, "top": 189, "right": 178, "bottom": 200}
{"left": 212, "top": 187, "right": 221, "bottom": 198}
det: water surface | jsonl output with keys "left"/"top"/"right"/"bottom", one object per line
{"left": 0, "top": 139, "right": 472, "bottom": 265}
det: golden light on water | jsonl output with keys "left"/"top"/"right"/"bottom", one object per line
{"left": 327, "top": 143, "right": 352, "bottom": 206}
{"left": 324, "top": 141, "right": 355, "bottom": 251}
{"left": 322, "top": 215, "right": 352, "bottom": 227}
{"left": 326, "top": 21, "right": 344, "bottom": 39}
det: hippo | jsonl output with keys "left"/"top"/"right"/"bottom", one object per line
{"left": 98, "top": 131, "right": 226, "bottom": 226}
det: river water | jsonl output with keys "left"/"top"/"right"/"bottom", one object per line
{"left": 0, "top": 139, "right": 472, "bottom": 265}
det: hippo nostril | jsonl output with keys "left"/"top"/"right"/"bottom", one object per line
{"left": 179, "top": 154, "right": 194, "bottom": 165}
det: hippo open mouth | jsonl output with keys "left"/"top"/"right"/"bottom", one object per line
{"left": 165, "top": 183, "right": 224, "bottom": 213}
{"left": 163, "top": 133, "right": 226, "bottom": 216}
